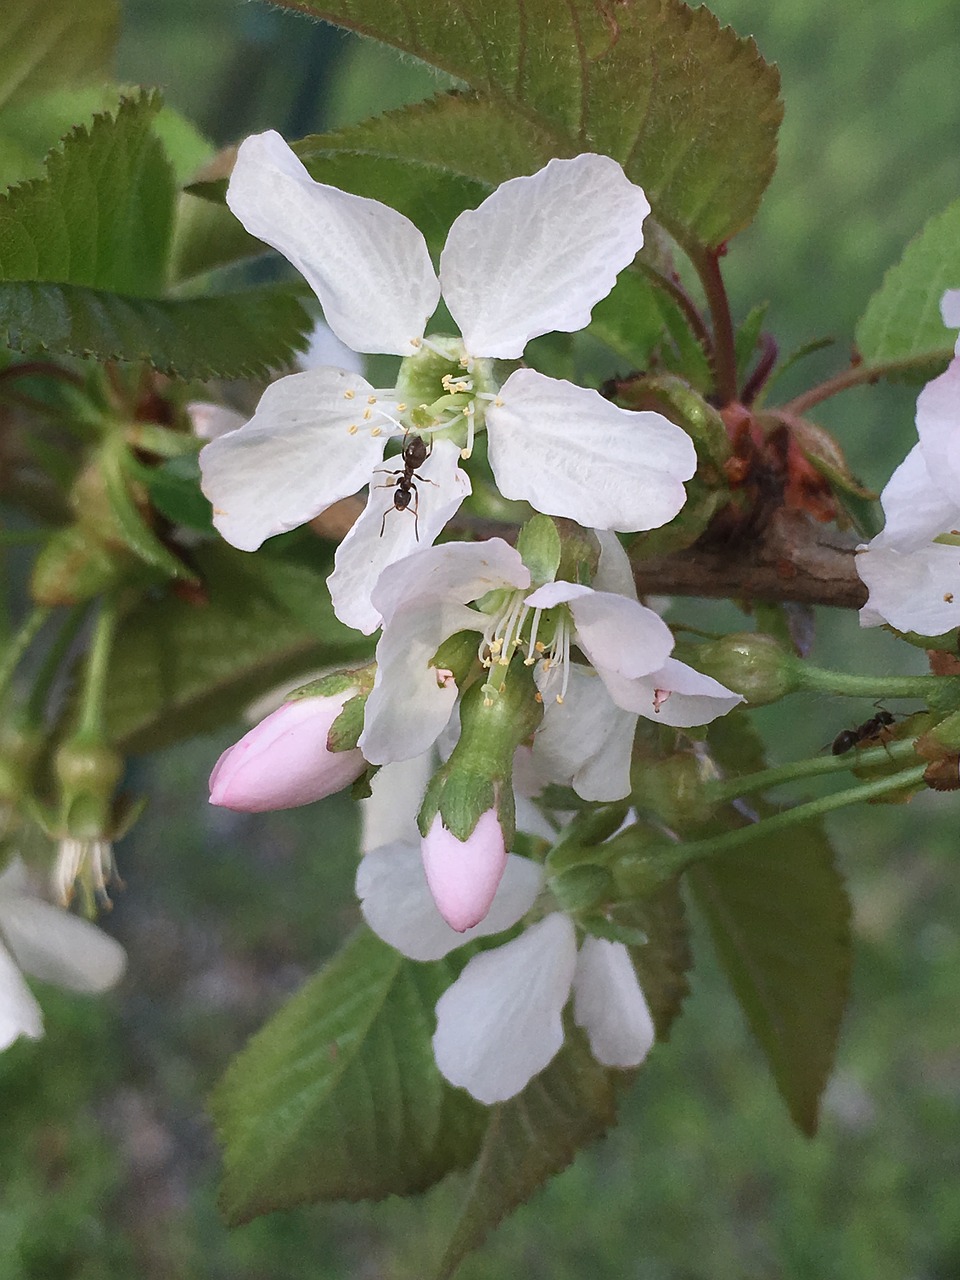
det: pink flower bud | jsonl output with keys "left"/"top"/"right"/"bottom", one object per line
{"left": 209, "top": 693, "right": 365, "bottom": 812}
{"left": 420, "top": 808, "right": 508, "bottom": 932}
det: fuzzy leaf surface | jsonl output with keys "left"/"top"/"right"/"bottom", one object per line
{"left": 213, "top": 928, "right": 487, "bottom": 1223}
{"left": 687, "top": 821, "right": 851, "bottom": 1135}
{"left": 105, "top": 544, "right": 370, "bottom": 754}
{"left": 856, "top": 198, "right": 960, "bottom": 382}
{"left": 434, "top": 1029, "right": 621, "bottom": 1280}
{"left": 0, "top": 0, "right": 119, "bottom": 112}
{"left": 282, "top": 0, "right": 781, "bottom": 250}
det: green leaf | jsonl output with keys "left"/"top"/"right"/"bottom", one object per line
{"left": 284, "top": 1, "right": 782, "bottom": 249}
{"left": 213, "top": 928, "right": 487, "bottom": 1223}
{"left": 687, "top": 821, "right": 852, "bottom": 1136}
{"left": 0, "top": 278, "right": 313, "bottom": 378}
{"left": 856, "top": 198, "right": 960, "bottom": 382}
{"left": 588, "top": 268, "right": 667, "bottom": 369}
{"left": 0, "top": 91, "right": 173, "bottom": 296}
{"left": 100, "top": 441, "right": 196, "bottom": 581}
{"left": 620, "top": 879, "right": 692, "bottom": 1039}
{"left": 434, "top": 1029, "right": 620, "bottom": 1280}
{"left": 0, "top": 0, "right": 119, "bottom": 112}
{"left": 104, "top": 543, "right": 371, "bottom": 754}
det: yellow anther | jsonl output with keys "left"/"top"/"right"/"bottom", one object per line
{"left": 396, "top": 403, "right": 407, "bottom": 412}
{"left": 534, "top": 641, "right": 546, "bottom": 653}
{"left": 555, "top": 694, "right": 564, "bottom": 705}
{"left": 348, "top": 424, "right": 359, "bottom": 435}
{"left": 343, "top": 389, "right": 356, "bottom": 400}
{"left": 524, "top": 656, "right": 536, "bottom": 666}
{"left": 498, "top": 655, "right": 509, "bottom": 666}
{"left": 460, "top": 446, "right": 473, "bottom": 459}
{"left": 371, "top": 426, "right": 382, "bottom": 437}
{"left": 484, "top": 697, "right": 494, "bottom": 707}
{"left": 367, "top": 395, "right": 377, "bottom": 404}
{"left": 411, "top": 337, "right": 422, "bottom": 348}
{"left": 363, "top": 408, "right": 373, "bottom": 420}
{"left": 534, "top": 691, "right": 543, "bottom": 703}
{"left": 494, "top": 397, "right": 504, "bottom": 408}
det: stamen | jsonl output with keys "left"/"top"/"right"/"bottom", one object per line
{"left": 371, "top": 426, "right": 382, "bottom": 437}
{"left": 348, "top": 424, "right": 359, "bottom": 435}
{"left": 363, "top": 408, "right": 373, "bottom": 420}
{"left": 524, "top": 607, "right": 544, "bottom": 665}
{"left": 367, "top": 395, "right": 377, "bottom": 404}
{"left": 343, "top": 389, "right": 356, "bottom": 400}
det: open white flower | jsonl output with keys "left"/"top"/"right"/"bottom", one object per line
{"left": 360, "top": 534, "right": 741, "bottom": 771}
{"left": 858, "top": 289, "right": 960, "bottom": 633}
{"left": 0, "top": 856, "right": 126, "bottom": 1051}
{"left": 355, "top": 760, "right": 654, "bottom": 1103}
{"left": 200, "top": 131, "right": 696, "bottom": 633}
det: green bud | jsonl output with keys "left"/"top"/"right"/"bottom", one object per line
{"left": 516, "top": 515, "right": 562, "bottom": 588}
{"left": 686, "top": 632, "right": 799, "bottom": 705}
{"left": 30, "top": 526, "right": 132, "bottom": 605}
{"left": 54, "top": 734, "right": 125, "bottom": 839}
{"left": 0, "top": 720, "right": 44, "bottom": 805}
{"left": 632, "top": 751, "right": 718, "bottom": 831}
{"left": 550, "top": 863, "right": 615, "bottom": 914}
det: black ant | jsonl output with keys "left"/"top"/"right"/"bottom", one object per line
{"left": 831, "top": 709, "right": 896, "bottom": 756}
{"left": 374, "top": 434, "right": 434, "bottom": 539}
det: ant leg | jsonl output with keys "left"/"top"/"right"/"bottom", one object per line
{"left": 380, "top": 507, "right": 390, "bottom": 537}
{"left": 413, "top": 470, "right": 438, "bottom": 489}
{"left": 412, "top": 483, "right": 420, "bottom": 542}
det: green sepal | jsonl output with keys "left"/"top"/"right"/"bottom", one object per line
{"left": 101, "top": 440, "right": 197, "bottom": 582}
{"left": 326, "top": 693, "right": 368, "bottom": 754}
{"left": 550, "top": 864, "right": 615, "bottom": 915}
{"left": 30, "top": 525, "right": 134, "bottom": 606}
{"left": 287, "top": 667, "right": 375, "bottom": 701}
{"left": 545, "top": 801, "right": 632, "bottom": 873}
{"left": 515, "top": 515, "right": 561, "bottom": 589}
{"left": 680, "top": 631, "right": 799, "bottom": 706}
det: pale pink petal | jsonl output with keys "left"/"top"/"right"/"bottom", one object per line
{"left": 421, "top": 808, "right": 507, "bottom": 932}
{"left": 0, "top": 900, "right": 125, "bottom": 993}
{"left": 328, "top": 439, "right": 471, "bottom": 634}
{"left": 371, "top": 537, "right": 530, "bottom": 624}
{"left": 567, "top": 590, "right": 674, "bottom": 679}
{"left": 361, "top": 754, "right": 434, "bottom": 855}
{"left": 916, "top": 355, "right": 960, "bottom": 507}
{"left": 226, "top": 130, "right": 439, "bottom": 355}
{"left": 592, "top": 529, "right": 638, "bottom": 599}
{"left": 440, "top": 155, "right": 649, "bottom": 359}
{"left": 532, "top": 666, "right": 636, "bottom": 801}
{"left": 198, "top": 368, "right": 391, "bottom": 552}
{"left": 0, "top": 941, "right": 43, "bottom": 1050}
{"left": 487, "top": 370, "right": 695, "bottom": 532}
{"left": 186, "top": 402, "right": 248, "bottom": 442}
{"left": 572, "top": 937, "right": 655, "bottom": 1068}
{"left": 432, "top": 913, "right": 578, "bottom": 1103}
{"left": 856, "top": 542, "right": 960, "bottom": 634}
{"left": 358, "top": 601, "right": 477, "bottom": 764}
{"left": 356, "top": 844, "right": 543, "bottom": 961}
{"left": 209, "top": 693, "right": 365, "bottom": 811}
{"left": 940, "top": 289, "right": 960, "bottom": 329}
{"left": 872, "top": 444, "right": 960, "bottom": 552}
{"left": 601, "top": 656, "right": 742, "bottom": 727}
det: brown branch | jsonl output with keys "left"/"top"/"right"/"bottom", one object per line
{"left": 632, "top": 511, "right": 867, "bottom": 610}
{"left": 779, "top": 362, "right": 883, "bottom": 416}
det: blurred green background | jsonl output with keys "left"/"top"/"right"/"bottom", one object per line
{"left": 3, "top": 2, "right": 960, "bottom": 1277}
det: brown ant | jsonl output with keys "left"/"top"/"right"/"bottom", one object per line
{"left": 831, "top": 708, "right": 896, "bottom": 756}
{"left": 374, "top": 434, "right": 434, "bottom": 539}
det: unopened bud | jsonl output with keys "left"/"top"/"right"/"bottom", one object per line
{"left": 631, "top": 751, "right": 717, "bottom": 831}
{"left": 420, "top": 807, "right": 508, "bottom": 932}
{"left": 209, "top": 689, "right": 366, "bottom": 812}
{"left": 686, "top": 633, "right": 798, "bottom": 706}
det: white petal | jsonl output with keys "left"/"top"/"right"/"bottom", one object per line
{"left": 441, "top": 155, "right": 649, "bottom": 359}
{"left": 916, "top": 355, "right": 960, "bottom": 507}
{"left": 872, "top": 444, "right": 960, "bottom": 552}
{"left": 328, "top": 439, "right": 471, "bottom": 634}
{"left": 361, "top": 753, "right": 435, "bottom": 855}
{"left": 432, "top": 913, "right": 577, "bottom": 1103}
{"left": 592, "top": 529, "right": 638, "bottom": 600}
{"left": 941, "top": 289, "right": 960, "bottom": 329}
{"left": 568, "top": 590, "right": 675, "bottom": 679}
{"left": 227, "top": 130, "right": 439, "bottom": 355}
{"left": 357, "top": 845, "right": 543, "bottom": 961}
{"left": 371, "top": 537, "right": 530, "bottom": 623}
{"left": 299, "top": 318, "right": 365, "bottom": 374}
{"left": 199, "top": 368, "right": 390, "bottom": 551}
{"left": 601, "top": 656, "right": 743, "bottom": 727}
{"left": 0, "top": 856, "right": 32, "bottom": 897}
{"left": 0, "top": 941, "right": 43, "bottom": 1050}
{"left": 572, "top": 937, "right": 655, "bottom": 1068}
{"left": 0, "top": 900, "right": 126, "bottom": 993}
{"left": 186, "top": 402, "right": 248, "bottom": 442}
{"left": 856, "top": 542, "right": 960, "bottom": 634}
{"left": 532, "top": 666, "right": 636, "bottom": 801}
{"left": 487, "top": 370, "right": 696, "bottom": 532}
{"left": 358, "top": 601, "right": 477, "bottom": 764}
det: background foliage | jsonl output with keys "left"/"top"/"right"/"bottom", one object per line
{"left": 2, "top": 0, "right": 959, "bottom": 1276}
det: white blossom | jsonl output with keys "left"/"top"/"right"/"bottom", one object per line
{"left": 199, "top": 132, "right": 696, "bottom": 633}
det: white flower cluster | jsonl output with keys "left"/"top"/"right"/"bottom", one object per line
{"left": 203, "top": 133, "right": 744, "bottom": 1101}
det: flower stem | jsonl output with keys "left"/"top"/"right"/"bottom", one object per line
{"left": 705, "top": 736, "right": 919, "bottom": 804}
{"left": 25, "top": 605, "right": 90, "bottom": 723}
{"left": 790, "top": 661, "right": 960, "bottom": 703}
{"left": 77, "top": 596, "right": 120, "bottom": 739}
{"left": 0, "top": 605, "right": 51, "bottom": 706}
{"left": 642, "top": 764, "right": 929, "bottom": 882}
